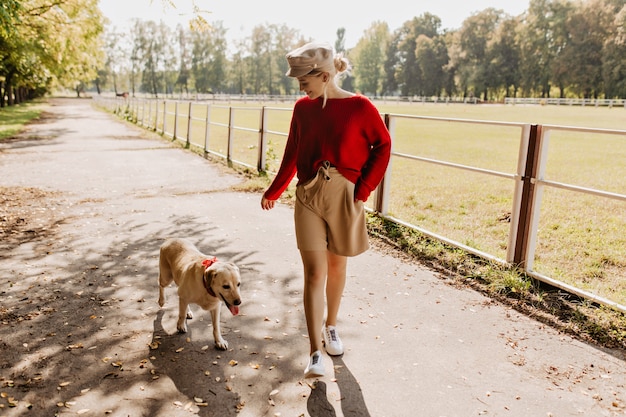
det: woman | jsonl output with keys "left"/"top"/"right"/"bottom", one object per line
{"left": 261, "top": 41, "right": 391, "bottom": 378}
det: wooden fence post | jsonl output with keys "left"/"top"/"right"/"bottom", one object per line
{"left": 186, "top": 102, "right": 192, "bottom": 148}
{"left": 173, "top": 101, "right": 179, "bottom": 141}
{"left": 512, "top": 124, "right": 541, "bottom": 267}
{"left": 258, "top": 106, "right": 267, "bottom": 173}
{"left": 374, "top": 113, "right": 393, "bottom": 215}
{"left": 162, "top": 100, "right": 167, "bottom": 135}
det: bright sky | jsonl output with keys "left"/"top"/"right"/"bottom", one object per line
{"left": 98, "top": 0, "right": 530, "bottom": 51}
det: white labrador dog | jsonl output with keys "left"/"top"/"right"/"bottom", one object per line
{"left": 158, "top": 238, "right": 242, "bottom": 350}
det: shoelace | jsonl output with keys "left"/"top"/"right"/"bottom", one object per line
{"left": 328, "top": 329, "right": 338, "bottom": 342}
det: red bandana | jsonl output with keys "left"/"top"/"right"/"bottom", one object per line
{"left": 202, "top": 257, "right": 218, "bottom": 269}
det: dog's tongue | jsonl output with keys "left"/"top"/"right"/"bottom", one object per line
{"left": 229, "top": 305, "right": 239, "bottom": 316}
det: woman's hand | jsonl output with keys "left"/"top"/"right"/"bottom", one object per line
{"left": 261, "top": 196, "right": 276, "bottom": 210}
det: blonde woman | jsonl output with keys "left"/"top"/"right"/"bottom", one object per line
{"left": 261, "top": 41, "right": 391, "bottom": 378}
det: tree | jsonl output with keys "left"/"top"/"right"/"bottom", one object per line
{"left": 190, "top": 21, "right": 228, "bottom": 94}
{"left": 351, "top": 22, "right": 390, "bottom": 96}
{"left": 0, "top": 0, "right": 105, "bottom": 104}
{"left": 454, "top": 8, "right": 503, "bottom": 100}
{"left": 517, "top": 0, "right": 556, "bottom": 97}
{"left": 602, "top": 4, "right": 626, "bottom": 98}
{"left": 382, "top": 36, "right": 400, "bottom": 95}
{"left": 0, "top": 0, "right": 21, "bottom": 38}
{"left": 393, "top": 14, "right": 442, "bottom": 96}
{"left": 175, "top": 25, "right": 192, "bottom": 96}
{"left": 488, "top": 16, "right": 522, "bottom": 98}
{"left": 558, "top": 0, "right": 613, "bottom": 98}
{"left": 272, "top": 25, "right": 301, "bottom": 95}
{"left": 414, "top": 34, "right": 449, "bottom": 97}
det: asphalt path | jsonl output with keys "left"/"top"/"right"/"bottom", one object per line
{"left": 0, "top": 98, "right": 624, "bottom": 417}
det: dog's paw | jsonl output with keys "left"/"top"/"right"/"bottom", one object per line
{"left": 186, "top": 311, "right": 193, "bottom": 319}
{"left": 214, "top": 337, "right": 228, "bottom": 351}
{"left": 158, "top": 298, "right": 164, "bottom": 307}
{"left": 176, "top": 320, "right": 187, "bottom": 333}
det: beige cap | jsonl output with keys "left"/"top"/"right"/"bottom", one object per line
{"left": 285, "top": 42, "right": 335, "bottom": 78}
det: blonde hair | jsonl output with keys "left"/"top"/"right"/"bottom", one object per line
{"left": 308, "top": 52, "right": 351, "bottom": 108}
{"left": 334, "top": 53, "right": 350, "bottom": 75}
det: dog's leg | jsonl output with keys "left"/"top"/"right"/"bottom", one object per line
{"left": 177, "top": 299, "right": 189, "bottom": 333}
{"left": 211, "top": 306, "right": 228, "bottom": 350}
{"left": 158, "top": 256, "right": 173, "bottom": 307}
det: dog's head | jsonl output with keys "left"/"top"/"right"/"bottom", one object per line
{"left": 204, "top": 262, "right": 242, "bottom": 315}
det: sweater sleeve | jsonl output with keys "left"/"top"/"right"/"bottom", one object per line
{"left": 354, "top": 99, "right": 391, "bottom": 202}
{"left": 263, "top": 112, "right": 299, "bottom": 201}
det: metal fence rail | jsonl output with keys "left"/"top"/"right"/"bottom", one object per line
{"left": 96, "top": 96, "right": 626, "bottom": 313}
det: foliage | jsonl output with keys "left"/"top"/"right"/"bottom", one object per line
{"left": 0, "top": 0, "right": 105, "bottom": 106}
{"left": 350, "top": 22, "right": 390, "bottom": 96}
{"left": 91, "top": 0, "right": 626, "bottom": 100}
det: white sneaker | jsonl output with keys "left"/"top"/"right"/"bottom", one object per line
{"left": 304, "top": 350, "right": 325, "bottom": 378}
{"left": 323, "top": 325, "right": 344, "bottom": 356}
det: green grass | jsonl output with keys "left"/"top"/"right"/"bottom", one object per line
{"left": 0, "top": 101, "right": 47, "bottom": 140}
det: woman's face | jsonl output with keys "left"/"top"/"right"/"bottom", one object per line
{"left": 296, "top": 72, "right": 327, "bottom": 99}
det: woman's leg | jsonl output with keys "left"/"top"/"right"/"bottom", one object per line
{"left": 325, "top": 251, "right": 347, "bottom": 327}
{"left": 300, "top": 249, "right": 328, "bottom": 354}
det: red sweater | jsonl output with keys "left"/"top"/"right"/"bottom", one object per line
{"left": 264, "top": 95, "right": 391, "bottom": 202}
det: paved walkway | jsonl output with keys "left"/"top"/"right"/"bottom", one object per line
{"left": 0, "top": 98, "right": 624, "bottom": 417}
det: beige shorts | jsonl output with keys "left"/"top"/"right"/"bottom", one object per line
{"left": 294, "top": 161, "right": 369, "bottom": 256}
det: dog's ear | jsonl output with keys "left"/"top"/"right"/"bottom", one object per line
{"left": 203, "top": 267, "right": 215, "bottom": 286}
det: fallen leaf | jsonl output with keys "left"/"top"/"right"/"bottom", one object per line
{"left": 229, "top": 360, "right": 238, "bottom": 366}
{"left": 67, "top": 343, "right": 83, "bottom": 350}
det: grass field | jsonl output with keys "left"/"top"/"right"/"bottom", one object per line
{"left": 120, "top": 98, "right": 626, "bottom": 308}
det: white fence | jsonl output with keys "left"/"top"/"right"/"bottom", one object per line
{"left": 95, "top": 96, "right": 626, "bottom": 313}
{"left": 504, "top": 97, "right": 626, "bottom": 107}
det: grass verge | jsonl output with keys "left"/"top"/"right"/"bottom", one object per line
{"left": 366, "top": 215, "right": 626, "bottom": 350}
{"left": 0, "top": 100, "right": 47, "bottom": 140}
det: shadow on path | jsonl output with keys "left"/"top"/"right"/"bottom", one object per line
{"left": 307, "top": 356, "right": 371, "bottom": 417}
